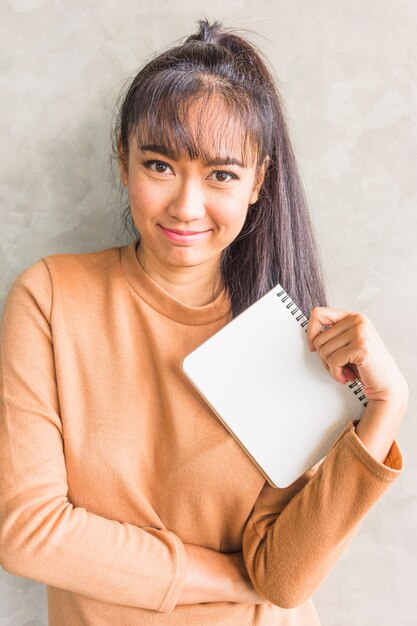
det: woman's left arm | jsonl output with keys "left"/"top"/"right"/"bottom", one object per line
{"left": 241, "top": 307, "right": 408, "bottom": 610}
{"left": 306, "top": 307, "right": 409, "bottom": 463}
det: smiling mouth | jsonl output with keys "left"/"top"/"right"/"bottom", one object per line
{"left": 161, "top": 226, "right": 209, "bottom": 234}
{"left": 158, "top": 224, "right": 211, "bottom": 242}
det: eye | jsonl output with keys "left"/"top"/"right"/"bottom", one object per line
{"left": 143, "top": 159, "right": 173, "bottom": 174}
{"left": 207, "top": 170, "right": 239, "bottom": 183}
{"left": 142, "top": 160, "right": 239, "bottom": 183}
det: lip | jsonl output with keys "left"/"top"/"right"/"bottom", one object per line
{"left": 158, "top": 224, "right": 211, "bottom": 242}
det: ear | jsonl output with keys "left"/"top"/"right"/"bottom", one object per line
{"left": 117, "top": 135, "right": 128, "bottom": 187}
{"left": 249, "top": 155, "right": 270, "bottom": 205}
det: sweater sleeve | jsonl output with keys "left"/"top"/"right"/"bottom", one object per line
{"left": 242, "top": 415, "right": 404, "bottom": 609}
{"left": 0, "top": 259, "right": 187, "bottom": 614}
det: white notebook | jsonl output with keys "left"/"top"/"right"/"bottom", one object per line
{"left": 181, "top": 283, "right": 367, "bottom": 488}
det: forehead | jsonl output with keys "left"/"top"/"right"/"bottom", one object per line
{"left": 131, "top": 94, "right": 259, "bottom": 167}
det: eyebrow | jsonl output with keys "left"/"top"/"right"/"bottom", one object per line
{"left": 139, "top": 144, "right": 245, "bottom": 168}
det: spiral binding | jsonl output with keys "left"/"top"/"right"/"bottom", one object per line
{"left": 276, "top": 287, "right": 368, "bottom": 408}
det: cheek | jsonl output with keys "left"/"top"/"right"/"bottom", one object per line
{"left": 220, "top": 187, "right": 253, "bottom": 219}
{"left": 128, "top": 180, "right": 166, "bottom": 221}
{"left": 210, "top": 201, "right": 249, "bottom": 233}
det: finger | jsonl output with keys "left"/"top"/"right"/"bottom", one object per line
{"left": 313, "top": 356, "right": 356, "bottom": 382}
{"left": 336, "top": 364, "right": 359, "bottom": 384}
{"left": 327, "top": 344, "right": 365, "bottom": 384}
{"left": 315, "top": 330, "right": 359, "bottom": 382}
{"left": 306, "top": 307, "right": 359, "bottom": 351}
{"left": 316, "top": 328, "right": 351, "bottom": 364}
{"left": 313, "top": 320, "right": 363, "bottom": 354}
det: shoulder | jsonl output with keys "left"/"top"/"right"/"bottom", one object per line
{"left": 3, "top": 246, "right": 122, "bottom": 319}
{"left": 42, "top": 245, "right": 121, "bottom": 283}
{"left": 11, "top": 245, "right": 120, "bottom": 284}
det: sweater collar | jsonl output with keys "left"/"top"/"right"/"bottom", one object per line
{"left": 120, "top": 240, "right": 232, "bottom": 325}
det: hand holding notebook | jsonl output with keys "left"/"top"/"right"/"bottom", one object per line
{"left": 181, "top": 284, "right": 368, "bottom": 488}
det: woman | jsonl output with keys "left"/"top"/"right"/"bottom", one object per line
{"left": 0, "top": 18, "right": 408, "bottom": 626}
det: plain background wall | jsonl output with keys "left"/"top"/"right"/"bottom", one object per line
{"left": 1, "top": 1, "right": 416, "bottom": 624}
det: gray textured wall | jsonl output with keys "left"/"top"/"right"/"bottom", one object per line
{"left": 1, "top": 1, "right": 416, "bottom": 625}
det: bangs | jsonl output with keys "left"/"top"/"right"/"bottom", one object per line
{"left": 126, "top": 72, "right": 265, "bottom": 167}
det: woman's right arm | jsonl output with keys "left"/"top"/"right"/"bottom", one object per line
{"left": 0, "top": 261, "right": 188, "bottom": 615}
{"left": 0, "top": 259, "right": 266, "bottom": 613}
{"left": 177, "top": 544, "right": 269, "bottom": 605}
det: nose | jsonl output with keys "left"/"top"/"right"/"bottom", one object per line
{"left": 168, "top": 177, "right": 206, "bottom": 222}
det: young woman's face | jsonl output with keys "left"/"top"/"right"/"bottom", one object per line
{"left": 118, "top": 105, "right": 268, "bottom": 275}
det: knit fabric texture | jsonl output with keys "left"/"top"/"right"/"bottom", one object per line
{"left": 0, "top": 241, "right": 403, "bottom": 625}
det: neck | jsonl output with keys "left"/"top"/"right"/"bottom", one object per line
{"left": 136, "top": 244, "right": 224, "bottom": 307}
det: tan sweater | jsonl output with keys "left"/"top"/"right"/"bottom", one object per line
{"left": 0, "top": 240, "right": 403, "bottom": 625}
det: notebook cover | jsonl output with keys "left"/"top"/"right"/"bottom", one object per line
{"left": 181, "top": 283, "right": 367, "bottom": 488}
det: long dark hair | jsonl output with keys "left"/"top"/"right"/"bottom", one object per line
{"left": 110, "top": 18, "right": 328, "bottom": 318}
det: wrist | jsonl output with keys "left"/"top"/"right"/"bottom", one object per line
{"left": 366, "top": 378, "right": 409, "bottom": 417}
{"left": 178, "top": 544, "right": 244, "bottom": 605}
{"left": 365, "top": 394, "right": 408, "bottom": 424}
{"left": 222, "top": 551, "right": 249, "bottom": 602}
{"left": 355, "top": 399, "right": 406, "bottom": 464}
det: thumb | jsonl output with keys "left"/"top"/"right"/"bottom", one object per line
{"left": 306, "top": 306, "right": 354, "bottom": 351}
